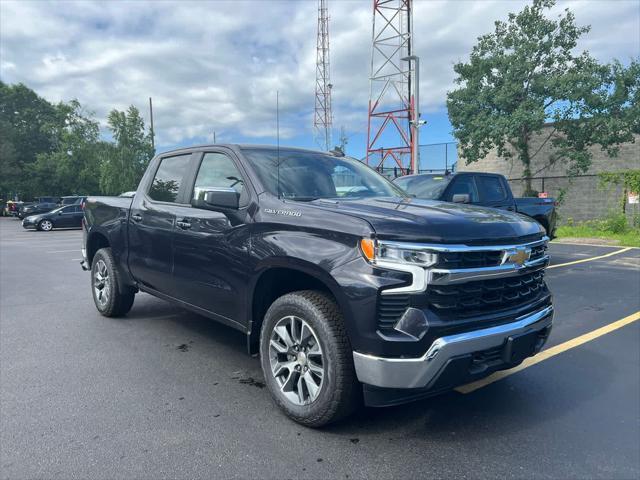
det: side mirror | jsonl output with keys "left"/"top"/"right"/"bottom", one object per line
{"left": 192, "top": 188, "right": 240, "bottom": 210}
{"left": 452, "top": 193, "right": 470, "bottom": 204}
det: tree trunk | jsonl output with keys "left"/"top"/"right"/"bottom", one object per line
{"left": 518, "top": 129, "right": 533, "bottom": 195}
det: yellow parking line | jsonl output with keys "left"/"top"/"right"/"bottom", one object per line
{"left": 552, "top": 241, "right": 638, "bottom": 249}
{"left": 547, "top": 247, "right": 632, "bottom": 269}
{"left": 456, "top": 310, "right": 640, "bottom": 394}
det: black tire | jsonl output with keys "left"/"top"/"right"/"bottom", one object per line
{"left": 91, "top": 248, "right": 135, "bottom": 317}
{"left": 259, "top": 290, "right": 360, "bottom": 427}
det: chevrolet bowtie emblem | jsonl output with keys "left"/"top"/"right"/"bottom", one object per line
{"left": 502, "top": 247, "right": 532, "bottom": 267}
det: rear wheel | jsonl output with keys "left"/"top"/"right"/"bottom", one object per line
{"left": 91, "top": 248, "right": 135, "bottom": 317}
{"left": 38, "top": 219, "right": 53, "bottom": 231}
{"left": 260, "top": 290, "right": 360, "bottom": 427}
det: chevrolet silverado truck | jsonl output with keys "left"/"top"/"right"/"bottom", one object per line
{"left": 394, "top": 172, "right": 558, "bottom": 238}
{"left": 81, "top": 145, "right": 553, "bottom": 427}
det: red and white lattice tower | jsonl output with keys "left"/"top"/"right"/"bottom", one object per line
{"left": 314, "top": 0, "right": 333, "bottom": 151}
{"left": 366, "top": 0, "right": 416, "bottom": 174}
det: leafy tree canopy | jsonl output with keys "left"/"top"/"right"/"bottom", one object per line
{"left": 99, "top": 106, "right": 155, "bottom": 195}
{"left": 447, "top": 0, "right": 639, "bottom": 193}
{"left": 0, "top": 81, "right": 62, "bottom": 197}
{"left": 1, "top": 81, "right": 155, "bottom": 200}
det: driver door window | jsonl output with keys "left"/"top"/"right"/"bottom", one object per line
{"left": 446, "top": 176, "right": 480, "bottom": 203}
{"left": 192, "top": 152, "right": 245, "bottom": 203}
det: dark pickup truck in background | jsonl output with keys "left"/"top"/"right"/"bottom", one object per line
{"left": 394, "top": 172, "right": 558, "bottom": 238}
{"left": 17, "top": 196, "right": 86, "bottom": 219}
{"left": 81, "top": 145, "right": 553, "bottom": 426}
{"left": 18, "top": 201, "right": 58, "bottom": 219}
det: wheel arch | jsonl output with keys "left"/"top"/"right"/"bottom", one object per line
{"left": 247, "top": 261, "right": 353, "bottom": 355}
{"left": 86, "top": 231, "right": 110, "bottom": 267}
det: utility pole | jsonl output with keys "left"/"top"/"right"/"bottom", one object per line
{"left": 402, "top": 54, "right": 421, "bottom": 173}
{"left": 314, "top": 0, "right": 333, "bottom": 151}
{"left": 149, "top": 97, "right": 155, "bottom": 151}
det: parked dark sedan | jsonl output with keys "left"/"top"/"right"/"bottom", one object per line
{"left": 22, "top": 204, "right": 84, "bottom": 231}
{"left": 18, "top": 202, "right": 58, "bottom": 219}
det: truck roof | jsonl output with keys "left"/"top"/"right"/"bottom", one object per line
{"left": 157, "top": 144, "right": 334, "bottom": 157}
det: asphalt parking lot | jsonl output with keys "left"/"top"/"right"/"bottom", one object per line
{"left": 1, "top": 217, "right": 639, "bottom": 479}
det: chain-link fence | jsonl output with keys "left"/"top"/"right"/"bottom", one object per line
{"left": 367, "top": 141, "right": 458, "bottom": 179}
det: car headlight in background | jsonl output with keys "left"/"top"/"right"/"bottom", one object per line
{"left": 360, "top": 239, "right": 438, "bottom": 267}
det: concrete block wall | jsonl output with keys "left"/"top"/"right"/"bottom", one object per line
{"left": 459, "top": 127, "right": 640, "bottom": 223}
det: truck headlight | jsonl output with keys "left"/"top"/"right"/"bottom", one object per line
{"left": 360, "top": 239, "right": 438, "bottom": 267}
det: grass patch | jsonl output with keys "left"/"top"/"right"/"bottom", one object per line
{"left": 556, "top": 213, "right": 640, "bottom": 247}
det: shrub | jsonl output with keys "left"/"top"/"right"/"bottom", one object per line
{"left": 601, "top": 213, "right": 629, "bottom": 234}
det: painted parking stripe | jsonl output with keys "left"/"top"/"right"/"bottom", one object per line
{"left": 456, "top": 310, "right": 640, "bottom": 394}
{"left": 552, "top": 241, "right": 638, "bottom": 249}
{"left": 47, "top": 249, "right": 80, "bottom": 253}
{"left": 548, "top": 247, "right": 632, "bottom": 269}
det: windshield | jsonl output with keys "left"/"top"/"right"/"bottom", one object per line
{"left": 394, "top": 174, "right": 453, "bottom": 199}
{"left": 241, "top": 148, "right": 407, "bottom": 201}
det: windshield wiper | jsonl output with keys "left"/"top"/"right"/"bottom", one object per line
{"left": 287, "top": 196, "right": 320, "bottom": 202}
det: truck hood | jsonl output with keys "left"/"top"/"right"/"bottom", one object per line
{"left": 311, "top": 197, "right": 545, "bottom": 244}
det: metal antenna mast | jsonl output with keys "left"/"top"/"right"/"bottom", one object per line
{"left": 314, "top": 0, "right": 333, "bottom": 151}
{"left": 366, "top": 0, "right": 417, "bottom": 174}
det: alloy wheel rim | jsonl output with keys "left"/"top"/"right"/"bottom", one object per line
{"left": 41, "top": 220, "right": 52, "bottom": 231}
{"left": 269, "top": 315, "right": 325, "bottom": 406}
{"left": 93, "top": 259, "right": 111, "bottom": 307}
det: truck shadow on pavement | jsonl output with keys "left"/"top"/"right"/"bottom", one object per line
{"left": 328, "top": 347, "right": 612, "bottom": 439}
{"left": 125, "top": 297, "right": 611, "bottom": 438}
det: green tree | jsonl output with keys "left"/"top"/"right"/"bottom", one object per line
{"left": 100, "top": 105, "right": 155, "bottom": 195}
{"left": 0, "top": 81, "right": 61, "bottom": 198}
{"left": 447, "top": 0, "right": 639, "bottom": 194}
{"left": 30, "top": 100, "right": 103, "bottom": 196}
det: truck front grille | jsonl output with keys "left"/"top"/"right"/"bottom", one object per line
{"left": 438, "top": 250, "right": 503, "bottom": 269}
{"left": 529, "top": 243, "right": 547, "bottom": 261}
{"left": 437, "top": 242, "right": 547, "bottom": 269}
{"left": 426, "top": 270, "right": 547, "bottom": 317}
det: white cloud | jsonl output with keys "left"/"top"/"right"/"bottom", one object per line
{"left": 1, "top": 0, "right": 637, "bottom": 149}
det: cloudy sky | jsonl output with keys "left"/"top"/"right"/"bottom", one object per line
{"left": 1, "top": 0, "right": 638, "bottom": 168}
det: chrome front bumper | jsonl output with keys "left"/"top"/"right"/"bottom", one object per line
{"left": 353, "top": 305, "right": 553, "bottom": 389}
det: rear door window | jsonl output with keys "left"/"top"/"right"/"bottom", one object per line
{"left": 148, "top": 154, "right": 192, "bottom": 203}
{"left": 476, "top": 176, "right": 508, "bottom": 202}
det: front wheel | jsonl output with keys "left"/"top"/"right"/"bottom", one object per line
{"left": 91, "top": 248, "right": 135, "bottom": 317}
{"left": 38, "top": 219, "right": 53, "bottom": 231}
{"left": 260, "top": 290, "right": 360, "bottom": 427}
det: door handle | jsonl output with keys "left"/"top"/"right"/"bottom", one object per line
{"left": 131, "top": 213, "right": 142, "bottom": 222}
{"left": 176, "top": 220, "right": 191, "bottom": 230}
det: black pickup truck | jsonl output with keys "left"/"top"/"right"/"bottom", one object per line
{"left": 394, "top": 172, "right": 558, "bottom": 237}
{"left": 82, "top": 145, "right": 553, "bottom": 426}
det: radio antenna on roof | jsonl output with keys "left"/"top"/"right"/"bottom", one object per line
{"left": 276, "top": 90, "right": 281, "bottom": 199}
